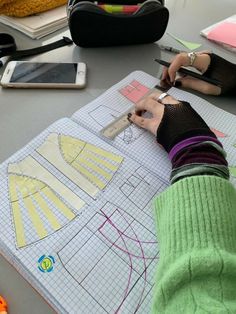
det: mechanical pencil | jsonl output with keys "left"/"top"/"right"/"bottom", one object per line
{"left": 159, "top": 45, "right": 183, "bottom": 54}
{"left": 155, "top": 58, "right": 221, "bottom": 87}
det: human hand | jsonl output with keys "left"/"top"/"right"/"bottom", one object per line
{"left": 161, "top": 52, "right": 222, "bottom": 95}
{"left": 128, "top": 91, "right": 179, "bottom": 136}
{"left": 128, "top": 91, "right": 215, "bottom": 153}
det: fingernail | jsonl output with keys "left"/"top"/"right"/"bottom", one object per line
{"left": 127, "top": 112, "right": 132, "bottom": 122}
{"left": 174, "top": 80, "right": 182, "bottom": 87}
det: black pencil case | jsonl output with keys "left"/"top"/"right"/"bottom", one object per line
{"left": 67, "top": 0, "right": 169, "bottom": 47}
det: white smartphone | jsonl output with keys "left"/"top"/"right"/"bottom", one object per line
{"left": 0, "top": 61, "right": 87, "bottom": 89}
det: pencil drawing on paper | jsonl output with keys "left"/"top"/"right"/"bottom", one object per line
{"left": 119, "top": 166, "right": 163, "bottom": 212}
{"left": 88, "top": 105, "right": 146, "bottom": 144}
{"left": 57, "top": 202, "right": 158, "bottom": 313}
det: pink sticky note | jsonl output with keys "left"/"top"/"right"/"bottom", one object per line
{"left": 210, "top": 127, "right": 228, "bottom": 138}
{"left": 207, "top": 22, "right": 236, "bottom": 47}
{"left": 119, "top": 81, "right": 150, "bottom": 103}
{"left": 120, "top": 87, "right": 129, "bottom": 96}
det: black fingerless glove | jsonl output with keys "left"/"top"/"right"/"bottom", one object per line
{"left": 204, "top": 53, "right": 236, "bottom": 95}
{"left": 156, "top": 101, "right": 216, "bottom": 152}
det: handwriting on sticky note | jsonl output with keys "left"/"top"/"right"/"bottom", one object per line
{"left": 207, "top": 22, "right": 236, "bottom": 47}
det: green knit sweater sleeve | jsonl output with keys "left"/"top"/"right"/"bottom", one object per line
{"left": 152, "top": 175, "right": 236, "bottom": 313}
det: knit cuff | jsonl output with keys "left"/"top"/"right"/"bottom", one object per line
{"left": 170, "top": 164, "right": 229, "bottom": 183}
{"left": 153, "top": 176, "right": 236, "bottom": 264}
{"left": 169, "top": 136, "right": 222, "bottom": 161}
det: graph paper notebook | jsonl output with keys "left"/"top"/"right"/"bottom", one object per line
{"left": 0, "top": 71, "right": 236, "bottom": 314}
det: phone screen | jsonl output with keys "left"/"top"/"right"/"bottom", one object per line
{"left": 10, "top": 62, "right": 78, "bottom": 84}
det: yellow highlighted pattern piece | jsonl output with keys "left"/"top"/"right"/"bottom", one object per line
{"left": 82, "top": 151, "right": 118, "bottom": 172}
{"left": 76, "top": 157, "right": 112, "bottom": 180}
{"left": 72, "top": 162, "right": 106, "bottom": 190}
{"left": 43, "top": 188, "right": 75, "bottom": 220}
{"left": 59, "top": 134, "right": 123, "bottom": 189}
{"left": 8, "top": 156, "right": 85, "bottom": 210}
{"left": 37, "top": 133, "right": 99, "bottom": 197}
{"left": 85, "top": 143, "right": 123, "bottom": 163}
{"left": 9, "top": 175, "right": 26, "bottom": 247}
{"left": 33, "top": 193, "right": 61, "bottom": 231}
{"left": 8, "top": 157, "right": 84, "bottom": 248}
{"left": 37, "top": 133, "right": 123, "bottom": 193}
{"left": 23, "top": 196, "right": 48, "bottom": 239}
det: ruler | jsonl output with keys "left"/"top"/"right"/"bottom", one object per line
{"left": 100, "top": 84, "right": 167, "bottom": 140}
{"left": 100, "top": 107, "right": 134, "bottom": 139}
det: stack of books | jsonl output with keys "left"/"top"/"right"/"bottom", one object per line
{"left": 0, "top": 5, "right": 68, "bottom": 39}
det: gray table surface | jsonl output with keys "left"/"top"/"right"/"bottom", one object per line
{"left": 0, "top": 0, "right": 235, "bottom": 313}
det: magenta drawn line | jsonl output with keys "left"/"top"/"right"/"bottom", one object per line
{"left": 99, "top": 229, "right": 156, "bottom": 260}
{"left": 99, "top": 210, "right": 157, "bottom": 260}
{"left": 99, "top": 209, "right": 156, "bottom": 244}
{"left": 114, "top": 229, "right": 133, "bottom": 313}
{"left": 116, "top": 208, "right": 147, "bottom": 313}
{"left": 99, "top": 213, "right": 156, "bottom": 244}
{"left": 99, "top": 207, "right": 153, "bottom": 313}
{"left": 108, "top": 229, "right": 156, "bottom": 245}
{"left": 100, "top": 209, "right": 133, "bottom": 313}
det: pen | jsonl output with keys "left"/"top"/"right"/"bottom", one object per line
{"left": 159, "top": 45, "right": 183, "bottom": 54}
{"left": 0, "top": 296, "right": 7, "bottom": 314}
{"left": 155, "top": 58, "right": 221, "bottom": 87}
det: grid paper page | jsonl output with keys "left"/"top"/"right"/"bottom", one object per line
{"left": 71, "top": 71, "right": 236, "bottom": 186}
{"left": 0, "top": 117, "right": 167, "bottom": 314}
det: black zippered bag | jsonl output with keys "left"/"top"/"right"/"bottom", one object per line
{"left": 67, "top": 0, "right": 169, "bottom": 47}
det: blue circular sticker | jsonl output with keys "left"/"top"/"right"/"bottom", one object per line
{"left": 38, "top": 255, "right": 55, "bottom": 273}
